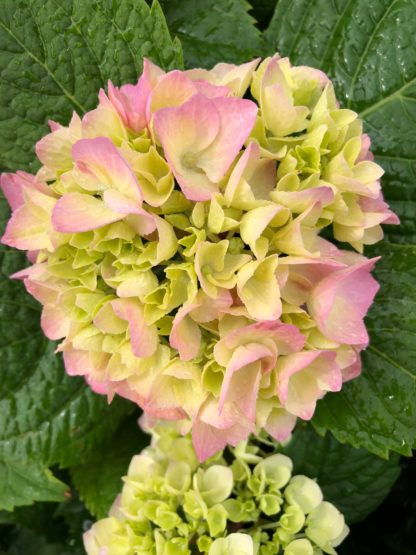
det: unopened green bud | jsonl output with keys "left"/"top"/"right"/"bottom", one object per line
{"left": 209, "top": 533, "right": 254, "bottom": 555}
{"left": 285, "top": 538, "right": 314, "bottom": 555}
{"left": 207, "top": 504, "right": 228, "bottom": 536}
{"left": 284, "top": 476, "right": 323, "bottom": 514}
{"left": 254, "top": 454, "right": 293, "bottom": 489}
{"left": 279, "top": 504, "right": 305, "bottom": 534}
{"left": 306, "top": 502, "right": 349, "bottom": 554}
{"left": 195, "top": 465, "right": 234, "bottom": 506}
{"left": 259, "top": 493, "right": 283, "bottom": 516}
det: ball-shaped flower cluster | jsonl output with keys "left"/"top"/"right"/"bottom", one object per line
{"left": 1, "top": 54, "right": 398, "bottom": 460}
{"left": 84, "top": 422, "right": 349, "bottom": 555}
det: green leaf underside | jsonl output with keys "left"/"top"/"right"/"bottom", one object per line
{"left": 71, "top": 416, "right": 148, "bottom": 519}
{"left": 0, "top": 196, "right": 133, "bottom": 511}
{"left": 282, "top": 426, "right": 401, "bottom": 524}
{"left": 265, "top": 0, "right": 416, "bottom": 457}
{"left": 160, "top": 0, "right": 264, "bottom": 68}
{"left": 0, "top": 0, "right": 183, "bottom": 173}
{"left": 313, "top": 243, "right": 416, "bottom": 457}
{"left": 265, "top": 0, "right": 416, "bottom": 244}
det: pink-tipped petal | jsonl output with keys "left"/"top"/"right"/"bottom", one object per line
{"left": 193, "top": 397, "right": 255, "bottom": 462}
{"left": 197, "top": 96, "right": 258, "bottom": 182}
{"left": 308, "top": 258, "right": 380, "bottom": 345}
{"left": 111, "top": 298, "right": 158, "bottom": 358}
{"left": 219, "top": 345, "right": 272, "bottom": 413}
{"left": 276, "top": 351, "right": 341, "bottom": 415}
{"left": 41, "top": 305, "right": 69, "bottom": 340}
{"left": 52, "top": 193, "right": 124, "bottom": 233}
{"left": 63, "top": 349, "right": 91, "bottom": 377}
{"left": 170, "top": 302, "right": 202, "bottom": 361}
{"left": 72, "top": 137, "right": 142, "bottom": 203}
{"left": 154, "top": 94, "right": 220, "bottom": 201}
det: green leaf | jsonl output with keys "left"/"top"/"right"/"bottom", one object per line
{"left": 264, "top": 0, "right": 416, "bottom": 243}
{"left": 0, "top": 0, "right": 183, "bottom": 173}
{"left": 313, "top": 243, "right": 416, "bottom": 457}
{"left": 160, "top": 0, "right": 264, "bottom": 68}
{"left": 0, "top": 196, "right": 133, "bottom": 511}
{"left": 282, "top": 426, "right": 401, "bottom": 524}
{"left": 71, "top": 415, "right": 149, "bottom": 518}
{"left": 0, "top": 457, "right": 68, "bottom": 511}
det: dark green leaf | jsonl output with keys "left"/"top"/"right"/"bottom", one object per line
{"left": 71, "top": 415, "right": 149, "bottom": 518}
{"left": 282, "top": 426, "right": 401, "bottom": 524}
{"left": 0, "top": 0, "right": 183, "bottom": 173}
{"left": 0, "top": 492, "right": 92, "bottom": 553}
{"left": 264, "top": 0, "right": 416, "bottom": 243}
{"left": 0, "top": 526, "right": 83, "bottom": 555}
{"left": 313, "top": 243, "right": 416, "bottom": 457}
{"left": 160, "top": 0, "right": 263, "bottom": 68}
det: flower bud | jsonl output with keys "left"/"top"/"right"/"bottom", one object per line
{"left": 84, "top": 424, "right": 348, "bottom": 555}
{"left": 209, "top": 533, "right": 254, "bottom": 555}
{"left": 254, "top": 454, "right": 293, "bottom": 489}
{"left": 284, "top": 475, "right": 323, "bottom": 514}
{"left": 306, "top": 501, "right": 349, "bottom": 554}
{"left": 285, "top": 538, "right": 314, "bottom": 555}
{"left": 279, "top": 504, "right": 305, "bottom": 534}
{"left": 194, "top": 465, "right": 234, "bottom": 506}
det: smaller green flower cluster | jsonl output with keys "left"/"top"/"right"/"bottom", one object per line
{"left": 84, "top": 423, "right": 348, "bottom": 555}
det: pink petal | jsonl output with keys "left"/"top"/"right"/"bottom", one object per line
{"left": 107, "top": 77, "right": 149, "bottom": 133}
{"left": 170, "top": 302, "right": 202, "bottom": 361}
{"left": 52, "top": 193, "right": 124, "bottom": 233}
{"left": 0, "top": 171, "right": 53, "bottom": 211}
{"left": 41, "top": 305, "right": 69, "bottom": 340}
{"left": 102, "top": 189, "right": 156, "bottom": 235}
{"left": 308, "top": 258, "right": 380, "bottom": 345}
{"left": 193, "top": 397, "right": 255, "bottom": 461}
{"left": 193, "top": 80, "right": 230, "bottom": 98}
{"left": 197, "top": 96, "right": 258, "bottom": 182}
{"left": 63, "top": 349, "right": 91, "bottom": 376}
{"left": 111, "top": 298, "right": 158, "bottom": 358}
{"left": 72, "top": 137, "right": 142, "bottom": 203}
{"left": 148, "top": 70, "right": 197, "bottom": 114}
{"left": 153, "top": 94, "right": 220, "bottom": 201}
{"left": 276, "top": 351, "right": 342, "bottom": 420}
{"left": 265, "top": 408, "right": 297, "bottom": 443}
{"left": 219, "top": 344, "right": 272, "bottom": 412}
{"left": 220, "top": 320, "right": 305, "bottom": 356}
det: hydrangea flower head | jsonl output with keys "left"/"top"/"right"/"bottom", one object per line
{"left": 1, "top": 54, "right": 398, "bottom": 461}
{"left": 84, "top": 421, "right": 349, "bottom": 555}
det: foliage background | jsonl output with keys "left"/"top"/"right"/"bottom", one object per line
{"left": 0, "top": 0, "right": 415, "bottom": 553}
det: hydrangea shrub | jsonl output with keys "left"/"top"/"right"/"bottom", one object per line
{"left": 1, "top": 54, "right": 398, "bottom": 462}
{"left": 84, "top": 421, "right": 349, "bottom": 555}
